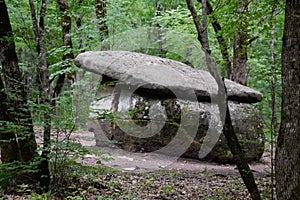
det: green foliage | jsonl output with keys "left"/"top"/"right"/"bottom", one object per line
{"left": 154, "top": 5, "right": 195, "bottom": 33}
{"left": 0, "top": 160, "right": 40, "bottom": 190}
{"left": 28, "top": 192, "right": 51, "bottom": 200}
{"left": 247, "top": 16, "right": 283, "bottom": 139}
{"left": 1, "top": 0, "right": 285, "bottom": 198}
{"left": 52, "top": 90, "right": 75, "bottom": 130}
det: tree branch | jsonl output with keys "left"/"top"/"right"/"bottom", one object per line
{"left": 206, "top": 0, "right": 232, "bottom": 79}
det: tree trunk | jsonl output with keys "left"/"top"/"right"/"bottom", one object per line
{"left": 155, "top": 1, "right": 166, "bottom": 58}
{"left": 95, "top": 0, "right": 109, "bottom": 45}
{"left": 186, "top": 0, "right": 261, "bottom": 199}
{"left": 56, "top": 0, "right": 75, "bottom": 94}
{"left": 76, "top": 0, "right": 84, "bottom": 53}
{"left": 205, "top": 0, "right": 232, "bottom": 79}
{"left": 0, "top": 0, "right": 37, "bottom": 163}
{"left": 275, "top": 0, "right": 300, "bottom": 199}
{"left": 0, "top": 74, "right": 19, "bottom": 162}
{"left": 29, "top": 0, "right": 51, "bottom": 188}
{"left": 269, "top": 6, "right": 278, "bottom": 199}
{"left": 232, "top": 0, "right": 249, "bottom": 86}
{"left": 233, "top": 33, "right": 248, "bottom": 85}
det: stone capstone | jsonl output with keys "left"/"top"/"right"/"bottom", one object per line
{"left": 75, "top": 51, "right": 262, "bottom": 103}
{"left": 75, "top": 51, "right": 265, "bottom": 163}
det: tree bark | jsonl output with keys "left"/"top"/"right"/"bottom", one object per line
{"left": 0, "top": 74, "right": 19, "bottom": 162}
{"left": 198, "top": 0, "right": 248, "bottom": 83}
{"left": 155, "top": 1, "right": 166, "bottom": 58}
{"left": 56, "top": 0, "right": 75, "bottom": 95}
{"left": 76, "top": 0, "right": 84, "bottom": 53}
{"left": 0, "top": 0, "right": 37, "bottom": 163}
{"left": 233, "top": 32, "right": 248, "bottom": 85}
{"left": 95, "top": 0, "right": 108, "bottom": 44}
{"left": 232, "top": 0, "right": 249, "bottom": 86}
{"left": 186, "top": 0, "right": 261, "bottom": 199}
{"left": 275, "top": 0, "right": 300, "bottom": 199}
{"left": 29, "top": 0, "right": 51, "bottom": 188}
{"left": 269, "top": 6, "right": 278, "bottom": 199}
{"left": 204, "top": 0, "right": 232, "bottom": 79}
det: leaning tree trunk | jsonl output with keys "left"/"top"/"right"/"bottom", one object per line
{"left": 0, "top": 0, "right": 37, "bottom": 163}
{"left": 186, "top": 0, "right": 261, "bottom": 199}
{"left": 205, "top": 0, "right": 232, "bottom": 79}
{"left": 200, "top": 0, "right": 248, "bottom": 84}
{"left": 275, "top": 0, "right": 300, "bottom": 199}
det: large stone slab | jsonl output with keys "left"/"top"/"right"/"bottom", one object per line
{"left": 75, "top": 51, "right": 262, "bottom": 103}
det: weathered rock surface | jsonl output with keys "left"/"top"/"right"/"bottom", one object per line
{"left": 75, "top": 51, "right": 262, "bottom": 103}
{"left": 75, "top": 51, "right": 265, "bottom": 163}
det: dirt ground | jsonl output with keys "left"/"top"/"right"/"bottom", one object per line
{"left": 74, "top": 130, "right": 272, "bottom": 176}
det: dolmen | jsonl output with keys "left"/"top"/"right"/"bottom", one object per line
{"left": 75, "top": 51, "right": 265, "bottom": 164}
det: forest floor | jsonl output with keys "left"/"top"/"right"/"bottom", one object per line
{"left": 1, "top": 130, "right": 274, "bottom": 199}
{"left": 76, "top": 130, "right": 271, "bottom": 175}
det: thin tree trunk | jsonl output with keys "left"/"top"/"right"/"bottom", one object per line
{"left": 155, "top": 2, "right": 166, "bottom": 58}
{"left": 0, "top": 0, "right": 37, "bottom": 163}
{"left": 205, "top": 0, "right": 232, "bottom": 79}
{"left": 275, "top": 0, "right": 300, "bottom": 199}
{"left": 76, "top": 0, "right": 84, "bottom": 53}
{"left": 29, "top": 0, "right": 51, "bottom": 189}
{"left": 56, "top": 0, "right": 75, "bottom": 94}
{"left": 95, "top": 0, "right": 109, "bottom": 46}
{"left": 186, "top": 0, "right": 261, "bottom": 199}
{"left": 269, "top": 6, "right": 278, "bottom": 200}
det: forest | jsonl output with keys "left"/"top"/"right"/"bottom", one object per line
{"left": 0, "top": 0, "right": 299, "bottom": 199}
